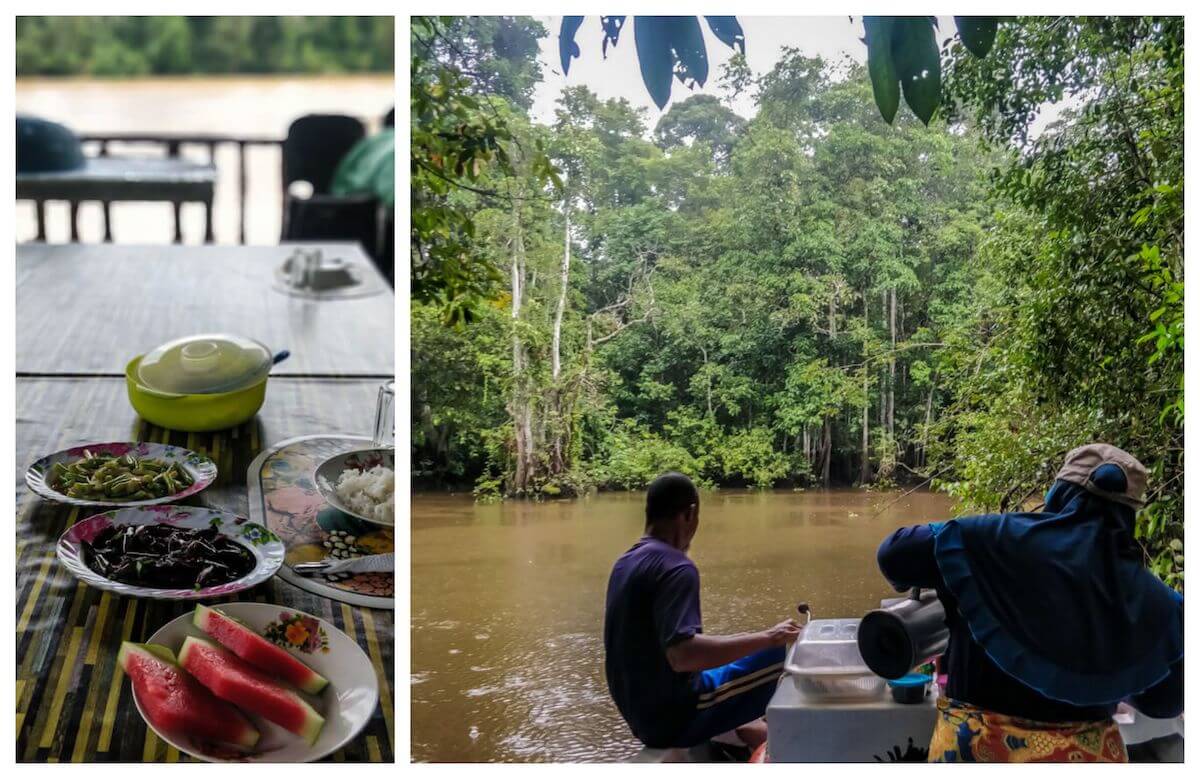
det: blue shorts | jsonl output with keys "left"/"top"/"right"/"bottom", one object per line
{"left": 670, "top": 646, "right": 786, "bottom": 748}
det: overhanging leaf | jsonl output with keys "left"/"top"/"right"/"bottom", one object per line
{"left": 559, "top": 16, "right": 584, "bottom": 75}
{"left": 634, "top": 17, "right": 677, "bottom": 109}
{"left": 954, "top": 16, "right": 998, "bottom": 58}
{"left": 863, "top": 16, "right": 900, "bottom": 124}
{"left": 891, "top": 16, "right": 941, "bottom": 125}
{"left": 669, "top": 17, "right": 709, "bottom": 88}
{"left": 600, "top": 16, "right": 626, "bottom": 58}
{"left": 705, "top": 16, "right": 745, "bottom": 54}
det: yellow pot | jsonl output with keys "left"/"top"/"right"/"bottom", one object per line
{"left": 125, "top": 356, "right": 267, "bottom": 432}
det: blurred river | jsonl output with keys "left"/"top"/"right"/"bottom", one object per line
{"left": 15, "top": 75, "right": 393, "bottom": 245}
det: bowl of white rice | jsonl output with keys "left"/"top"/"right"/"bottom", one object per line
{"left": 315, "top": 448, "right": 395, "bottom": 526}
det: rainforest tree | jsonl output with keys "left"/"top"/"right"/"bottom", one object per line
{"left": 411, "top": 15, "right": 1183, "bottom": 588}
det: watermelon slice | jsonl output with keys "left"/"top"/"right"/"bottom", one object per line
{"left": 179, "top": 636, "right": 325, "bottom": 745}
{"left": 193, "top": 604, "right": 329, "bottom": 694}
{"left": 119, "top": 642, "right": 260, "bottom": 749}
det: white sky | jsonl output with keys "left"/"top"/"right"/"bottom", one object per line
{"left": 531, "top": 15, "right": 954, "bottom": 125}
{"left": 529, "top": 15, "right": 1068, "bottom": 137}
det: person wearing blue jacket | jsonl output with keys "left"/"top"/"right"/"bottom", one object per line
{"left": 876, "top": 444, "right": 1183, "bottom": 762}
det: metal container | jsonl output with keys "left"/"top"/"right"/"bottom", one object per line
{"left": 857, "top": 588, "right": 949, "bottom": 680}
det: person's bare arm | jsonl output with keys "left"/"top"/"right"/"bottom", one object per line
{"left": 665, "top": 620, "right": 801, "bottom": 673}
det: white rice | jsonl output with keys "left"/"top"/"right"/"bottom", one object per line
{"left": 334, "top": 465, "right": 394, "bottom": 524}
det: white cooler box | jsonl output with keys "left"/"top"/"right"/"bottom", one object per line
{"left": 767, "top": 679, "right": 938, "bottom": 762}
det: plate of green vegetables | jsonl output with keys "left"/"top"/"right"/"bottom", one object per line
{"left": 26, "top": 442, "right": 217, "bottom": 507}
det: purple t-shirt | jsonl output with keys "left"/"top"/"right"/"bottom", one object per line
{"left": 603, "top": 536, "right": 703, "bottom": 744}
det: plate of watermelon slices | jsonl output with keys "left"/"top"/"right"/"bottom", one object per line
{"left": 122, "top": 602, "right": 379, "bottom": 762}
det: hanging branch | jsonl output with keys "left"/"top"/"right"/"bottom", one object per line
{"left": 588, "top": 250, "right": 658, "bottom": 347}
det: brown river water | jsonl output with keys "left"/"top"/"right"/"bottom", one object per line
{"left": 411, "top": 488, "right": 955, "bottom": 762}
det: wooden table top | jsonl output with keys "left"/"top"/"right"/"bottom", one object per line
{"left": 15, "top": 376, "right": 395, "bottom": 763}
{"left": 16, "top": 242, "right": 394, "bottom": 378}
{"left": 16, "top": 157, "right": 216, "bottom": 202}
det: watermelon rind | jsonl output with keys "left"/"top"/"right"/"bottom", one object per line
{"left": 193, "top": 603, "right": 330, "bottom": 694}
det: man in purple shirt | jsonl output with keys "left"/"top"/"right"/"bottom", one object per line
{"left": 603, "top": 472, "right": 802, "bottom": 750}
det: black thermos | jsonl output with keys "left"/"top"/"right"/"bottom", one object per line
{"left": 857, "top": 588, "right": 949, "bottom": 680}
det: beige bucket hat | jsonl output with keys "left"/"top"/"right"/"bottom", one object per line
{"left": 1054, "top": 443, "right": 1148, "bottom": 508}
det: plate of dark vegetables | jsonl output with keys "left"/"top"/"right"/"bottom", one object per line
{"left": 27, "top": 442, "right": 217, "bottom": 507}
{"left": 57, "top": 506, "right": 284, "bottom": 600}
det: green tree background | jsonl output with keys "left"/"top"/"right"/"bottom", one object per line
{"left": 16, "top": 17, "right": 394, "bottom": 77}
{"left": 414, "top": 15, "right": 1182, "bottom": 587}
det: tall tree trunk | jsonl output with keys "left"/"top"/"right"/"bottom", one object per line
{"left": 821, "top": 418, "right": 832, "bottom": 487}
{"left": 922, "top": 372, "right": 936, "bottom": 468}
{"left": 551, "top": 208, "right": 570, "bottom": 383}
{"left": 549, "top": 207, "right": 571, "bottom": 475}
{"left": 509, "top": 203, "right": 533, "bottom": 494}
{"left": 861, "top": 295, "right": 873, "bottom": 484}
{"left": 888, "top": 288, "right": 897, "bottom": 438}
{"left": 879, "top": 370, "right": 886, "bottom": 429}
{"left": 860, "top": 367, "right": 872, "bottom": 484}
{"left": 802, "top": 426, "right": 811, "bottom": 477}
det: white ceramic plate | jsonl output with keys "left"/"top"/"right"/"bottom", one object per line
{"left": 314, "top": 448, "right": 395, "bottom": 527}
{"left": 26, "top": 441, "right": 217, "bottom": 507}
{"left": 140, "top": 602, "right": 380, "bottom": 762}
{"left": 57, "top": 506, "right": 284, "bottom": 600}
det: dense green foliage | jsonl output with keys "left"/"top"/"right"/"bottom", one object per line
{"left": 411, "top": 16, "right": 1183, "bottom": 588}
{"left": 15, "top": 17, "right": 393, "bottom": 76}
{"left": 410, "top": 16, "right": 560, "bottom": 323}
{"left": 414, "top": 34, "right": 994, "bottom": 495}
{"left": 936, "top": 17, "right": 1184, "bottom": 587}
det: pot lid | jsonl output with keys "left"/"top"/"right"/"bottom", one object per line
{"left": 137, "top": 333, "right": 272, "bottom": 395}
{"left": 888, "top": 674, "right": 932, "bottom": 688}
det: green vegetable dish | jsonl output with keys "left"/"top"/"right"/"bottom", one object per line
{"left": 49, "top": 451, "right": 195, "bottom": 501}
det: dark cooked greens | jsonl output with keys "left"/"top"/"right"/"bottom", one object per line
{"left": 50, "top": 451, "right": 195, "bottom": 501}
{"left": 81, "top": 524, "right": 255, "bottom": 589}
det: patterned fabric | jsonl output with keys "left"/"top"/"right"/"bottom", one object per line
{"left": 16, "top": 386, "right": 394, "bottom": 763}
{"left": 929, "top": 697, "right": 1127, "bottom": 763}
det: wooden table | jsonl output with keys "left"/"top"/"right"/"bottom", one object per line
{"left": 15, "top": 240, "right": 395, "bottom": 762}
{"left": 16, "top": 156, "right": 217, "bottom": 243}
{"left": 16, "top": 243, "right": 393, "bottom": 378}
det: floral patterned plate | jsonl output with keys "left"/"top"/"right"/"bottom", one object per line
{"left": 314, "top": 448, "right": 395, "bottom": 527}
{"left": 248, "top": 435, "right": 393, "bottom": 610}
{"left": 142, "top": 602, "right": 379, "bottom": 762}
{"left": 26, "top": 441, "right": 217, "bottom": 507}
{"left": 57, "top": 506, "right": 284, "bottom": 600}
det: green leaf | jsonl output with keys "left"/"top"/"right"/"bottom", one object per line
{"left": 863, "top": 16, "right": 900, "bottom": 124}
{"left": 600, "top": 16, "right": 626, "bottom": 57}
{"left": 891, "top": 16, "right": 941, "bottom": 125}
{"left": 559, "top": 16, "right": 584, "bottom": 75}
{"left": 705, "top": 16, "right": 745, "bottom": 54}
{"left": 954, "top": 17, "right": 998, "bottom": 58}
{"left": 669, "top": 17, "right": 709, "bottom": 88}
{"left": 634, "top": 16, "right": 677, "bottom": 109}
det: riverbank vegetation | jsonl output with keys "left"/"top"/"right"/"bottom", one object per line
{"left": 16, "top": 16, "right": 394, "bottom": 77}
{"left": 411, "top": 17, "right": 1183, "bottom": 586}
